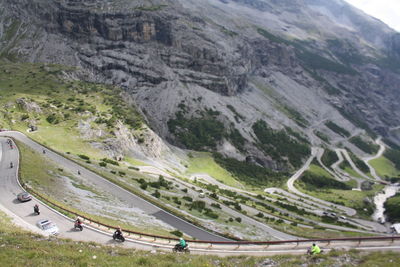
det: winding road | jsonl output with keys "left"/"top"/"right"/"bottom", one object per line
{"left": 1, "top": 132, "right": 399, "bottom": 255}
{"left": 0, "top": 132, "right": 228, "bottom": 241}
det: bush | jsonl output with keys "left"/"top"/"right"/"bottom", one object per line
{"left": 128, "top": 166, "right": 139, "bottom": 171}
{"left": 101, "top": 158, "right": 119, "bottom": 166}
{"left": 190, "top": 201, "right": 206, "bottom": 212}
{"left": 235, "top": 217, "right": 242, "bottom": 223}
{"left": 20, "top": 114, "right": 29, "bottom": 121}
{"left": 46, "top": 113, "right": 59, "bottom": 124}
{"left": 209, "top": 192, "right": 219, "bottom": 199}
{"left": 211, "top": 203, "right": 221, "bottom": 209}
{"left": 78, "top": 154, "right": 90, "bottom": 160}
{"left": 204, "top": 210, "right": 219, "bottom": 219}
{"left": 99, "top": 162, "right": 107, "bottom": 167}
{"left": 170, "top": 230, "right": 183, "bottom": 237}
{"left": 256, "top": 212, "right": 264, "bottom": 218}
{"left": 140, "top": 183, "right": 148, "bottom": 190}
{"left": 182, "top": 196, "right": 193, "bottom": 202}
{"left": 152, "top": 190, "right": 161, "bottom": 198}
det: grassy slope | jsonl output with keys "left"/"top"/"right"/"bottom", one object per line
{"left": 0, "top": 210, "right": 399, "bottom": 266}
{"left": 186, "top": 152, "right": 244, "bottom": 188}
{"left": 17, "top": 140, "right": 176, "bottom": 237}
{"left": 0, "top": 61, "right": 141, "bottom": 160}
{"left": 297, "top": 165, "right": 383, "bottom": 217}
{"left": 369, "top": 156, "right": 400, "bottom": 178}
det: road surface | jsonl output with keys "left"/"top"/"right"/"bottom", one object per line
{"left": 0, "top": 132, "right": 228, "bottom": 241}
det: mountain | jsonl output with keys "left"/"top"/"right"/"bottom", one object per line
{"left": 1, "top": 0, "right": 400, "bottom": 172}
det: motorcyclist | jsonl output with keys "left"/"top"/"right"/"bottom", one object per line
{"left": 33, "top": 204, "right": 40, "bottom": 215}
{"left": 114, "top": 226, "right": 123, "bottom": 238}
{"left": 175, "top": 237, "right": 187, "bottom": 251}
{"left": 74, "top": 217, "right": 83, "bottom": 230}
{"left": 77, "top": 170, "right": 81, "bottom": 175}
{"left": 10, "top": 162, "right": 13, "bottom": 168}
{"left": 42, "top": 149, "right": 46, "bottom": 154}
{"left": 75, "top": 217, "right": 82, "bottom": 226}
{"left": 310, "top": 243, "right": 321, "bottom": 255}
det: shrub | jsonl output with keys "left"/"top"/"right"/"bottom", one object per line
{"left": 211, "top": 203, "right": 221, "bottom": 209}
{"left": 204, "top": 210, "right": 219, "bottom": 219}
{"left": 101, "top": 158, "right": 119, "bottom": 166}
{"left": 170, "top": 230, "right": 183, "bottom": 237}
{"left": 182, "top": 196, "right": 193, "bottom": 202}
{"left": 235, "top": 217, "right": 242, "bottom": 223}
{"left": 20, "top": 114, "right": 29, "bottom": 121}
{"left": 152, "top": 190, "right": 161, "bottom": 198}
{"left": 190, "top": 201, "right": 206, "bottom": 212}
{"left": 99, "top": 162, "right": 107, "bottom": 167}
{"left": 209, "top": 192, "right": 219, "bottom": 199}
{"left": 140, "top": 183, "right": 148, "bottom": 190}
{"left": 78, "top": 154, "right": 90, "bottom": 160}
{"left": 128, "top": 166, "right": 140, "bottom": 171}
{"left": 46, "top": 113, "right": 59, "bottom": 124}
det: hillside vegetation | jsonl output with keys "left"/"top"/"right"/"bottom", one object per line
{"left": 1, "top": 210, "right": 399, "bottom": 267}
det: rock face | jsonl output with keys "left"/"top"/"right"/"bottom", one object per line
{"left": 1, "top": 0, "right": 400, "bottom": 169}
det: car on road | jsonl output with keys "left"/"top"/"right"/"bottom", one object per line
{"left": 37, "top": 219, "right": 59, "bottom": 235}
{"left": 339, "top": 216, "right": 347, "bottom": 220}
{"left": 17, "top": 192, "right": 32, "bottom": 202}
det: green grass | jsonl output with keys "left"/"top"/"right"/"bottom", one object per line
{"left": 1, "top": 210, "right": 399, "bottom": 266}
{"left": 16, "top": 140, "right": 176, "bottom": 237}
{"left": 308, "top": 164, "right": 334, "bottom": 178}
{"left": 297, "top": 175, "right": 384, "bottom": 218}
{"left": 0, "top": 60, "right": 141, "bottom": 161}
{"left": 186, "top": 152, "right": 244, "bottom": 188}
{"left": 343, "top": 166, "right": 364, "bottom": 179}
{"left": 369, "top": 156, "right": 400, "bottom": 178}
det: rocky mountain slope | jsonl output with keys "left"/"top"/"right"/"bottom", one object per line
{"left": 1, "top": 0, "right": 400, "bottom": 172}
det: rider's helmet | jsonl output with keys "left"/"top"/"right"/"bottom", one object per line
{"left": 180, "top": 238, "right": 183, "bottom": 241}
{"left": 312, "top": 243, "right": 316, "bottom": 246}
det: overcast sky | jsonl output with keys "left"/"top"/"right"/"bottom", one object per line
{"left": 345, "top": 0, "right": 400, "bottom": 32}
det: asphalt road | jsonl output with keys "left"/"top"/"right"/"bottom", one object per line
{"left": 1, "top": 134, "right": 399, "bottom": 255}
{"left": 0, "top": 132, "right": 229, "bottom": 241}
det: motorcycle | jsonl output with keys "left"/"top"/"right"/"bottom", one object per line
{"left": 173, "top": 244, "right": 190, "bottom": 253}
{"left": 113, "top": 232, "right": 125, "bottom": 242}
{"left": 307, "top": 248, "right": 323, "bottom": 255}
{"left": 10, "top": 162, "right": 13, "bottom": 168}
{"left": 74, "top": 221, "right": 83, "bottom": 231}
{"left": 33, "top": 205, "right": 40, "bottom": 215}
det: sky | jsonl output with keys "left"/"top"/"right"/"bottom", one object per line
{"left": 345, "top": 0, "right": 400, "bottom": 32}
